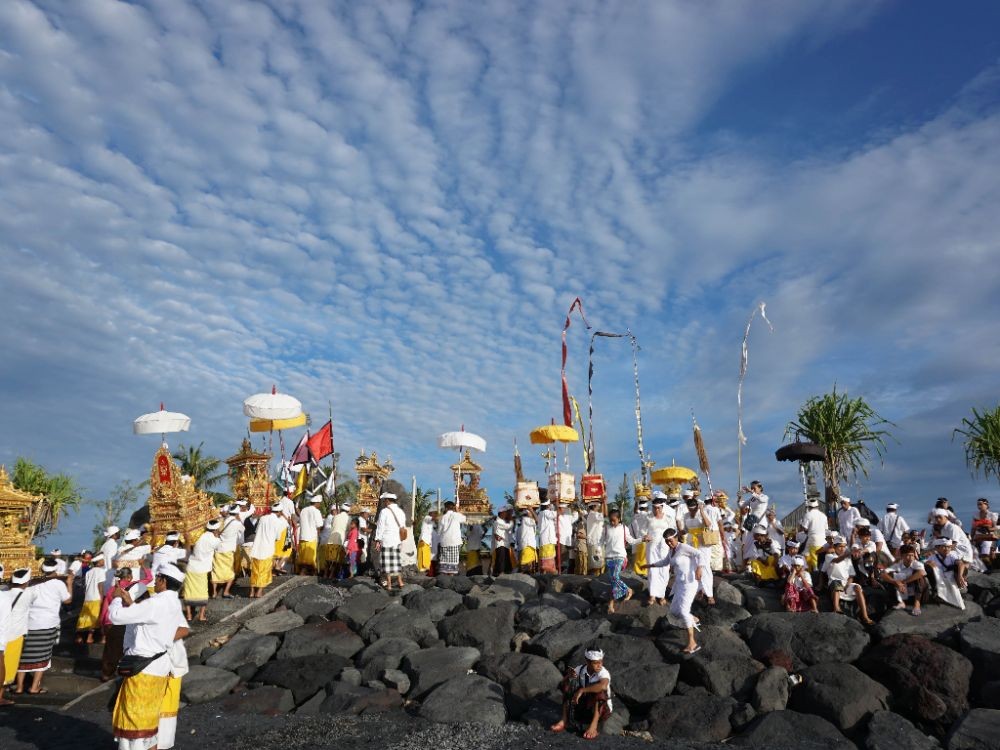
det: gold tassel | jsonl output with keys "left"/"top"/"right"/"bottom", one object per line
{"left": 694, "top": 423, "right": 711, "bottom": 476}
{"left": 514, "top": 440, "right": 524, "bottom": 483}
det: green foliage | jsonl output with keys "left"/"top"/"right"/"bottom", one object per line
{"left": 412, "top": 486, "right": 435, "bottom": 529}
{"left": 954, "top": 405, "right": 1000, "bottom": 483}
{"left": 11, "top": 457, "right": 85, "bottom": 536}
{"left": 92, "top": 480, "right": 139, "bottom": 549}
{"left": 172, "top": 442, "right": 227, "bottom": 490}
{"left": 333, "top": 478, "right": 360, "bottom": 510}
{"left": 785, "top": 386, "right": 895, "bottom": 509}
{"left": 613, "top": 473, "right": 632, "bottom": 525}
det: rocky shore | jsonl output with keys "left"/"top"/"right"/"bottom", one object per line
{"left": 4, "top": 568, "right": 1000, "bottom": 750}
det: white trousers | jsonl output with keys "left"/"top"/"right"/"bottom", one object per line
{"left": 669, "top": 580, "right": 698, "bottom": 628}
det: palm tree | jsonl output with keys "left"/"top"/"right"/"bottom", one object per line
{"left": 785, "top": 386, "right": 895, "bottom": 514}
{"left": 172, "top": 442, "right": 227, "bottom": 491}
{"left": 11, "top": 457, "right": 85, "bottom": 536}
{"left": 954, "top": 405, "right": 1000, "bottom": 482}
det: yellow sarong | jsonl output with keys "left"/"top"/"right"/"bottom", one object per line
{"left": 749, "top": 557, "right": 780, "bottom": 581}
{"left": 298, "top": 540, "right": 318, "bottom": 567}
{"left": 687, "top": 528, "right": 705, "bottom": 548}
{"left": 158, "top": 676, "right": 182, "bottom": 749}
{"left": 4, "top": 636, "right": 24, "bottom": 685}
{"left": 806, "top": 545, "right": 821, "bottom": 571}
{"left": 250, "top": 557, "right": 273, "bottom": 589}
{"left": 76, "top": 599, "right": 101, "bottom": 631}
{"left": 519, "top": 547, "right": 538, "bottom": 567}
{"left": 632, "top": 542, "right": 648, "bottom": 576}
{"left": 324, "top": 544, "right": 345, "bottom": 565}
{"left": 417, "top": 541, "right": 431, "bottom": 571}
{"left": 212, "top": 551, "right": 235, "bottom": 583}
{"left": 113, "top": 671, "right": 170, "bottom": 742}
{"left": 466, "top": 550, "right": 481, "bottom": 571}
{"left": 182, "top": 570, "right": 209, "bottom": 603}
{"left": 274, "top": 529, "right": 289, "bottom": 559}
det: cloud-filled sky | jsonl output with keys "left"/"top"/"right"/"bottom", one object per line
{"left": 2, "top": 0, "right": 999, "bottom": 553}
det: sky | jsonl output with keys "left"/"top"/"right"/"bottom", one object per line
{"left": 1, "top": 0, "right": 999, "bottom": 554}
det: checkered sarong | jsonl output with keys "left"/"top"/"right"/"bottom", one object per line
{"left": 381, "top": 545, "right": 402, "bottom": 574}
{"left": 439, "top": 545, "right": 461, "bottom": 575}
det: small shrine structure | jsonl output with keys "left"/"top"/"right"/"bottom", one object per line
{"left": 0, "top": 466, "right": 43, "bottom": 580}
{"left": 147, "top": 446, "right": 218, "bottom": 545}
{"left": 355, "top": 451, "right": 394, "bottom": 514}
{"left": 225, "top": 438, "right": 273, "bottom": 514}
{"left": 451, "top": 449, "right": 492, "bottom": 520}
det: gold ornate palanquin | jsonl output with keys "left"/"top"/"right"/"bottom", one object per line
{"left": 146, "top": 446, "right": 218, "bottom": 546}
{"left": 451, "top": 449, "right": 491, "bottom": 521}
{"left": 225, "top": 438, "right": 273, "bottom": 514}
{"left": 0, "top": 466, "right": 42, "bottom": 580}
{"left": 354, "top": 451, "right": 394, "bottom": 514}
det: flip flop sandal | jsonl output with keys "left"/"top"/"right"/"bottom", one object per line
{"left": 682, "top": 645, "right": 702, "bottom": 655}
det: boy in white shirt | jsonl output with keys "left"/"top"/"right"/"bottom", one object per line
{"left": 821, "top": 536, "right": 874, "bottom": 625}
{"left": 550, "top": 649, "right": 613, "bottom": 740}
{"left": 881, "top": 544, "right": 927, "bottom": 615}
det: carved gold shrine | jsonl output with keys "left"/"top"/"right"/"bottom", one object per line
{"left": 354, "top": 451, "right": 394, "bottom": 514}
{"left": 146, "top": 446, "right": 218, "bottom": 546}
{"left": 225, "top": 438, "right": 273, "bottom": 514}
{"left": 0, "top": 466, "right": 42, "bottom": 580}
{"left": 451, "top": 449, "right": 491, "bottom": 521}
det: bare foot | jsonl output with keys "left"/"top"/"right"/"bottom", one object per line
{"left": 550, "top": 721, "right": 566, "bottom": 733}
{"left": 583, "top": 726, "right": 599, "bottom": 739}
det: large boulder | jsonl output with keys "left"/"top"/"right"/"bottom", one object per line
{"left": 254, "top": 653, "right": 351, "bottom": 705}
{"left": 244, "top": 609, "right": 306, "bottom": 635}
{"left": 281, "top": 583, "right": 347, "bottom": 618}
{"left": 539, "top": 591, "right": 592, "bottom": 619}
{"left": 434, "top": 575, "right": 475, "bottom": 594}
{"left": 319, "top": 682, "right": 402, "bottom": 716}
{"left": 334, "top": 592, "right": 395, "bottom": 631}
{"left": 958, "top": 619, "right": 1000, "bottom": 689}
{"left": 400, "top": 646, "right": 481, "bottom": 699}
{"left": 658, "top": 625, "right": 764, "bottom": 698}
{"left": 789, "top": 663, "right": 890, "bottom": 733}
{"left": 715, "top": 578, "right": 746, "bottom": 606}
{"left": 865, "top": 710, "right": 941, "bottom": 750}
{"left": 356, "top": 637, "right": 421, "bottom": 682}
{"left": 204, "top": 632, "right": 279, "bottom": 671}
{"left": 736, "top": 612, "right": 869, "bottom": 670}
{"left": 547, "top": 574, "right": 593, "bottom": 597}
{"left": 858, "top": 633, "right": 972, "bottom": 732}
{"left": 945, "top": 708, "right": 1000, "bottom": 750}
{"left": 403, "top": 587, "right": 465, "bottom": 622}
{"left": 437, "top": 604, "right": 516, "bottom": 655}
{"left": 566, "top": 633, "right": 662, "bottom": 671}
{"left": 180, "top": 665, "right": 240, "bottom": 704}
{"left": 731, "top": 579, "right": 785, "bottom": 614}
{"left": 419, "top": 674, "right": 507, "bottom": 726}
{"left": 276, "top": 620, "right": 365, "bottom": 659}
{"left": 491, "top": 573, "right": 539, "bottom": 598}
{"left": 475, "top": 652, "right": 563, "bottom": 717}
{"left": 465, "top": 584, "right": 527, "bottom": 609}
{"left": 875, "top": 602, "right": 983, "bottom": 641}
{"left": 613, "top": 662, "right": 679, "bottom": 710}
{"left": 648, "top": 693, "right": 736, "bottom": 742}
{"left": 360, "top": 605, "right": 438, "bottom": 646}
{"left": 524, "top": 618, "right": 611, "bottom": 661}
{"left": 751, "top": 667, "right": 789, "bottom": 714}
{"left": 516, "top": 603, "right": 568, "bottom": 635}
{"left": 219, "top": 685, "right": 295, "bottom": 715}
{"left": 732, "top": 709, "right": 855, "bottom": 750}
{"left": 965, "top": 572, "right": 1000, "bottom": 607}
{"left": 691, "top": 599, "right": 753, "bottom": 629}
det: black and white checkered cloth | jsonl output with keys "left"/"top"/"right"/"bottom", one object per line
{"left": 439, "top": 545, "right": 461, "bottom": 574}
{"left": 381, "top": 545, "right": 402, "bottom": 574}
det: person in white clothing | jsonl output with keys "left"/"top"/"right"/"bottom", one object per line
{"left": 213, "top": 506, "right": 243, "bottom": 598}
{"left": 436, "top": 501, "right": 467, "bottom": 575}
{"left": 821, "top": 536, "right": 874, "bottom": 624}
{"left": 877, "top": 503, "right": 910, "bottom": 554}
{"left": 536, "top": 499, "right": 559, "bottom": 574}
{"left": 738, "top": 481, "right": 769, "bottom": 532}
{"left": 925, "top": 537, "right": 966, "bottom": 609}
{"left": 273, "top": 496, "right": 298, "bottom": 573}
{"left": 296, "top": 495, "right": 325, "bottom": 575}
{"left": 374, "top": 493, "right": 407, "bottom": 590}
{"left": 647, "top": 529, "right": 703, "bottom": 653}
{"left": 836, "top": 497, "right": 862, "bottom": 542}
{"left": 602, "top": 510, "right": 636, "bottom": 612}
{"left": 629, "top": 499, "right": 651, "bottom": 576}
{"left": 101, "top": 526, "right": 121, "bottom": 574}
{"left": 417, "top": 512, "right": 437, "bottom": 574}
{"left": 51, "top": 550, "right": 67, "bottom": 576}
{"left": 881, "top": 543, "right": 927, "bottom": 615}
{"left": 491, "top": 505, "right": 516, "bottom": 576}
{"left": 183, "top": 520, "right": 220, "bottom": 622}
{"left": 76, "top": 553, "right": 105, "bottom": 644}
{"left": 517, "top": 509, "right": 539, "bottom": 574}
{"left": 797, "top": 499, "right": 829, "bottom": 570}
{"left": 108, "top": 563, "right": 189, "bottom": 750}
{"left": 557, "top": 503, "right": 578, "bottom": 573}
{"left": 970, "top": 498, "right": 998, "bottom": 565}
{"left": 152, "top": 533, "right": 187, "bottom": 577}
{"left": 550, "top": 648, "right": 614, "bottom": 739}
{"left": 249, "top": 504, "right": 288, "bottom": 598}
{"left": 15, "top": 559, "right": 73, "bottom": 695}
{"left": 931, "top": 509, "right": 975, "bottom": 565}
{"left": 585, "top": 502, "right": 606, "bottom": 575}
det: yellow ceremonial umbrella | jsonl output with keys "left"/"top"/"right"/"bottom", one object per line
{"left": 651, "top": 461, "right": 697, "bottom": 494}
{"left": 249, "top": 414, "right": 308, "bottom": 433}
{"left": 529, "top": 424, "right": 580, "bottom": 444}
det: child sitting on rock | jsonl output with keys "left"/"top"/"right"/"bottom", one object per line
{"left": 551, "top": 648, "right": 613, "bottom": 739}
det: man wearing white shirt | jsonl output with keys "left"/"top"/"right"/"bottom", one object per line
{"left": 491, "top": 505, "right": 516, "bottom": 576}
{"left": 585, "top": 502, "right": 606, "bottom": 575}
{"left": 374, "top": 493, "right": 407, "bottom": 590}
{"left": 798, "top": 500, "right": 829, "bottom": 570}
{"left": 183, "top": 520, "right": 220, "bottom": 622}
{"left": 602, "top": 510, "right": 636, "bottom": 613}
{"left": 932, "top": 509, "right": 975, "bottom": 565}
{"left": 15, "top": 560, "right": 73, "bottom": 695}
{"left": 517, "top": 509, "right": 539, "bottom": 573}
{"left": 878, "top": 502, "right": 910, "bottom": 553}
{"left": 108, "top": 563, "right": 188, "bottom": 750}
{"left": 274, "top": 496, "right": 298, "bottom": 574}
{"left": 738, "top": 481, "right": 769, "bottom": 531}
{"left": 437, "top": 500, "right": 467, "bottom": 576}
{"left": 557, "top": 503, "right": 578, "bottom": 573}
{"left": 213, "top": 505, "right": 243, "bottom": 598}
{"left": 629, "top": 499, "right": 651, "bottom": 576}
{"left": 417, "top": 512, "right": 437, "bottom": 574}
{"left": 821, "top": 536, "right": 874, "bottom": 624}
{"left": 249, "top": 504, "right": 288, "bottom": 598}
{"left": 101, "top": 526, "right": 121, "bottom": 573}
{"left": 1, "top": 568, "right": 32, "bottom": 704}
{"left": 51, "top": 550, "right": 67, "bottom": 576}
{"left": 881, "top": 544, "right": 927, "bottom": 614}
{"left": 75, "top": 553, "right": 104, "bottom": 644}
{"left": 324, "top": 503, "right": 352, "bottom": 579}
{"left": 296, "top": 495, "right": 324, "bottom": 575}
{"left": 537, "top": 499, "right": 558, "bottom": 574}
{"left": 836, "top": 497, "right": 862, "bottom": 542}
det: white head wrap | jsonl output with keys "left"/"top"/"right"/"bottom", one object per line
{"left": 792, "top": 555, "right": 806, "bottom": 566}
{"left": 752, "top": 524, "right": 767, "bottom": 535}
{"left": 933, "top": 538, "right": 952, "bottom": 548}
{"left": 206, "top": 519, "right": 221, "bottom": 531}
{"left": 932, "top": 508, "right": 949, "bottom": 518}
{"left": 855, "top": 518, "right": 871, "bottom": 527}
{"left": 271, "top": 502, "right": 284, "bottom": 512}
{"left": 584, "top": 649, "right": 604, "bottom": 661}
{"left": 165, "top": 532, "right": 180, "bottom": 542}
{"left": 105, "top": 525, "right": 120, "bottom": 538}
{"left": 41, "top": 561, "right": 58, "bottom": 573}
{"left": 309, "top": 495, "right": 323, "bottom": 503}
{"left": 12, "top": 568, "right": 31, "bottom": 584}
{"left": 839, "top": 496, "right": 851, "bottom": 504}
{"left": 124, "top": 529, "right": 141, "bottom": 542}
{"left": 380, "top": 492, "right": 397, "bottom": 501}
{"left": 886, "top": 503, "right": 898, "bottom": 510}
{"left": 340, "top": 502, "right": 352, "bottom": 511}
{"left": 158, "top": 563, "right": 186, "bottom": 583}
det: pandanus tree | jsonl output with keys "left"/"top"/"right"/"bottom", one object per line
{"left": 785, "top": 387, "right": 895, "bottom": 514}
{"left": 954, "top": 405, "right": 1000, "bottom": 482}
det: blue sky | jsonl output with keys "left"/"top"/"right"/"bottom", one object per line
{"left": 1, "top": 0, "right": 999, "bottom": 554}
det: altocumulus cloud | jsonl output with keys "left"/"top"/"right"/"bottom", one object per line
{"left": 0, "top": 0, "right": 998, "bottom": 550}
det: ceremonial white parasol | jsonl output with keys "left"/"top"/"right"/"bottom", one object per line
{"left": 243, "top": 385, "right": 303, "bottom": 420}
{"left": 438, "top": 427, "right": 486, "bottom": 509}
{"left": 133, "top": 403, "right": 191, "bottom": 445}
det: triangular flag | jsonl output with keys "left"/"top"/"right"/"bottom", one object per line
{"left": 307, "top": 420, "right": 333, "bottom": 462}
{"left": 290, "top": 432, "right": 311, "bottom": 465}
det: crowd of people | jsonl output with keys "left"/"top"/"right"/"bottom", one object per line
{"left": 0, "top": 481, "right": 996, "bottom": 742}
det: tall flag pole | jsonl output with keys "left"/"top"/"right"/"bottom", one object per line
{"left": 561, "top": 298, "right": 591, "bottom": 427}
{"left": 737, "top": 302, "right": 773, "bottom": 505}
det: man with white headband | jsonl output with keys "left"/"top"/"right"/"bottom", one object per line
{"left": 836, "top": 497, "right": 862, "bottom": 543}
{"left": 821, "top": 535, "right": 874, "bottom": 625}
{"left": 925, "top": 537, "right": 966, "bottom": 610}
{"left": 491, "top": 505, "right": 516, "bottom": 577}
{"left": 1, "top": 568, "right": 32, "bottom": 705}
{"left": 536, "top": 498, "right": 559, "bottom": 574}
{"left": 782, "top": 555, "right": 818, "bottom": 613}
{"left": 183, "top": 519, "right": 221, "bottom": 622}
{"left": 249, "top": 503, "right": 288, "bottom": 598}
{"left": 437, "top": 500, "right": 468, "bottom": 576}
{"left": 109, "top": 562, "right": 188, "bottom": 750}
{"left": 877, "top": 503, "right": 910, "bottom": 553}
{"left": 798, "top": 499, "right": 828, "bottom": 571}
{"left": 273, "top": 493, "right": 298, "bottom": 575}
{"left": 375, "top": 492, "right": 407, "bottom": 590}
{"left": 213, "top": 505, "right": 242, "bottom": 599}
{"left": 296, "top": 494, "right": 325, "bottom": 575}
{"left": 629, "top": 497, "right": 651, "bottom": 576}
{"left": 14, "top": 559, "right": 73, "bottom": 695}
{"left": 51, "top": 549, "right": 67, "bottom": 576}
{"left": 322, "top": 501, "right": 352, "bottom": 579}
{"left": 931, "top": 508, "right": 976, "bottom": 567}
{"left": 152, "top": 532, "right": 187, "bottom": 579}
{"left": 76, "top": 552, "right": 105, "bottom": 645}
{"left": 643, "top": 494, "right": 676, "bottom": 604}
{"left": 551, "top": 647, "right": 613, "bottom": 739}
{"left": 417, "top": 509, "right": 439, "bottom": 575}
{"left": 747, "top": 524, "right": 781, "bottom": 583}
{"left": 116, "top": 528, "right": 152, "bottom": 584}
{"left": 101, "top": 526, "right": 122, "bottom": 574}
{"left": 881, "top": 543, "right": 928, "bottom": 615}
{"left": 646, "top": 529, "right": 704, "bottom": 654}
